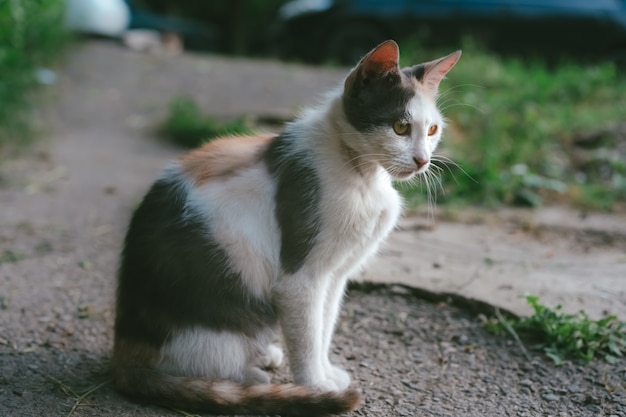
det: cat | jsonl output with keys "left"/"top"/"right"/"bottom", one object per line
{"left": 112, "top": 40, "right": 461, "bottom": 416}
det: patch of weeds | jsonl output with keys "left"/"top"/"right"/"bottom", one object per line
{"left": 487, "top": 295, "right": 626, "bottom": 365}
{"left": 0, "top": 0, "right": 68, "bottom": 147}
{"left": 160, "top": 96, "right": 252, "bottom": 148}
{"left": 171, "top": 408, "right": 201, "bottom": 417}
{"left": 398, "top": 39, "right": 626, "bottom": 210}
{"left": 76, "top": 304, "right": 94, "bottom": 319}
{"left": 0, "top": 249, "right": 25, "bottom": 264}
{"left": 46, "top": 374, "right": 110, "bottom": 417}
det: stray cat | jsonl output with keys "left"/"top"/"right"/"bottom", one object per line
{"left": 113, "top": 40, "right": 460, "bottom": 416}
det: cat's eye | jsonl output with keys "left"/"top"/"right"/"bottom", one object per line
{"left": 393, "top": 121, "right": 411, "bottom": 136}
{"left": 428, "top": 124, "right": 439, "bottom": 136}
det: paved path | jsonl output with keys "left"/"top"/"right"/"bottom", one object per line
{"left": 2, "top": 40, "right": 625, "bottom": 364}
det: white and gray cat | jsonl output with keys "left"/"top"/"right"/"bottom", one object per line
{"left": 113, "top": 40, "right": 461, "bottom": 416}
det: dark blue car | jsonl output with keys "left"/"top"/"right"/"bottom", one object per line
{"left": 272, "top": 0, "right": 626, "bottom": 63}
{"left": 124, "top": 0, "right": 216, "bottom": 49}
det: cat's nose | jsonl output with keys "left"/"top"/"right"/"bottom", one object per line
{"left": 414, "top": 157, "right": 429, "bottom": 170}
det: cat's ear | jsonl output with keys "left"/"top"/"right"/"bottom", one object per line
{"left": 356, "top": 40, "right": 400, "bottom": 77}
{"left": 412, "top": 50, "right": 462, "bottom": 96}
{"left": 345, "top": 40, "right": 401, "bottom": 92}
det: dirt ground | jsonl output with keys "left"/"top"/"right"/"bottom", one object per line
{"left": 1, "top": 41, "right": 625, "bottom": 416}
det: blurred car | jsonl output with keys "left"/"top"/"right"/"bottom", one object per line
{"left": 64, "top": 0, "right": 216, "bottom": 49}
{"left": 65, "top": 0, "right": 130, "bottom": 37}
{"left": 271, "top": 0, "right": 626, "bottom": 63}
{"left": 124, "top": 0, "right": 217, "bottom": 50}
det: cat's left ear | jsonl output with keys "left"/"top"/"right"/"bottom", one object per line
{"left": 411, "top": 50, "right": 462, "bottom": 96}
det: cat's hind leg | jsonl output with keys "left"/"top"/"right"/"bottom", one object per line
{"left": 158, "top": 327, "right": 271, "bottom": 384}
{"left": 250, "top": 328, "right": 284, "bottom": 371}
{"left": 256, "top": 343, "right": 284, "bottom": 369}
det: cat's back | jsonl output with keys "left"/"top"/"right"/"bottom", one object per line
{"left": 126, "top": 131, "right": 282, "bottom": 262}
{"left": 178, "top": 133, "right": 275, "bottom": 185}
{"left": 116, "top": 133, "right": 282, "bottom": 343}
{"left": 122, "top": 133, "right": 278, "bottom": 257}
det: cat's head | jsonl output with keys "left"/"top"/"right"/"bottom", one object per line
{"left": 341, "top": 40, "right": 461, "bottom": 181}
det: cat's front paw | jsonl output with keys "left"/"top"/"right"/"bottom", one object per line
{"left": 295, "top": 372, "right": 343, "bottom": 392}
{"left": 325, "top": 365, "right": 351, "bottom": 390}
{"left": 312, "top": 378, "right": 341, "bottom": 392}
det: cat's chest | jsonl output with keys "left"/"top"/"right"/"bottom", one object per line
{"left": 323, "top": 176, "right": 401, "bottom": 244}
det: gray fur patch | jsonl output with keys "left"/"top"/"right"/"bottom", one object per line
{"left": 264, "top": 132, "right": 322, "bottom": 274}
{"left": 116, "top": 177, "right": 277, "bottom": 347}
{"left": 342, "top": 70, "right": 416, "bottom": 132}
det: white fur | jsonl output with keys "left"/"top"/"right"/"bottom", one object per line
{"left": 158, "top": 71, "right": 446, "bottom": 391}
{"left": 185, "top": 164, "right": 280, "bottom": 300}
{"left": 406, "top": 93, "right": 446, "bottom": 168}
{"left": 159, "top": 327, "right": 251, "bottom": 380}
{"left": 267, "top": 93, "right": 407, "bottom": 390}
{"left": 159, "top": 326, "right": 280, "bottom": 383}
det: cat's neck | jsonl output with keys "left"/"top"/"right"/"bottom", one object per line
{"left": 336, "top": 137, "right": 378, "bottom": 179}
{"left": 289, "top": 92, "right": 389, "bottom": 183}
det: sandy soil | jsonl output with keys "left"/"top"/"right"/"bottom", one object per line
{"left": 1, "top": 40, "right": 625, "bottom": 416}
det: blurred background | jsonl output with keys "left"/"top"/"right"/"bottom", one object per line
{"left": 68, "top": 0, "right": 626, "bottom": 63}
{"left": 3, "top": 4, "right": 626, "bottom": 413}
{"left": 1, "top": 0, "right": 626, "bottom": 210}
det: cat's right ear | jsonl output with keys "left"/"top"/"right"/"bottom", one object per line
{"left": 344, "top": 40, "right": 401, "bottom": 93}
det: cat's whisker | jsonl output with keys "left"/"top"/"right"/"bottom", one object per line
{"left": 337, "top": 153, "right": 390, "bottom": 172}
{"left": 437, "top": 83, "right": 485, "bottom": 104}
{"left": 439, "top": 101, "right": 484, "bottom": 114}
{"left": 429, "top": 163, "right": 444, "bottom": 175}
{"left": 341, "top": 160, "right": 389, "bottom": 174}
{"left": 431, "top": 170, "right": 445, "bottom": 194}
{"left": 431, "top": 158, "right": 462, "bottom": 186}
{"left": 431, "top": 155, "right": 459, "bottom": 170}
{"left": 421, "top": 171, "right": 437, "bottom": 225}
{"left": 432, "top": 155, "right": 478, "bottom": 184}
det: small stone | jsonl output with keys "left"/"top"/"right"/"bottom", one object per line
{"left": 542, "top": 393, "right": 559, "bottom": 402}
{"left": 77, "top": 305, "right": 94, "bottom": 319}
{"left": 401, "top": 380, "right": 418, "bottom": 390}
{"left": 519, "top": 379, "right": 533, "bottom": 387}
{"left": 567, "top": 383, "right": 584, "bottom": 393}
{"left": 78, "top": 260, "right": 93, "bottom": 270}
{"left": 103, "top": 185, "right": 116, "bottom": 195}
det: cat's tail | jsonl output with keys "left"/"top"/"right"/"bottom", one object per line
{"left": 114, "top": 367, "right": 361, "bottom": 416}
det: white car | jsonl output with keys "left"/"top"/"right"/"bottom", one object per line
{"left": 65, "top": 0, "right": 130, "bottom": 37}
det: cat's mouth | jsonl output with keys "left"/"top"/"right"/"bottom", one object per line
{"left": 392, "top": 169, "right": 419, "bottom": 181}
{"left": 391, "top": 163, "right": 432, "bottom": 181}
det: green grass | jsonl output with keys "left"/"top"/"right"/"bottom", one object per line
{"left": 0, "top": 0, "right": 68, "bottom": 147}
{"left": 162, "top": 45, "right": 626, "bottom": 211}
{"left": 0, "top": 249, "right": 25, "bottom": 264}
{"left": 160, "top": 96, "right": 252, "bottom": 148}
{"left": 486, "top": 295, "right": 626, "bottom": 365}
{"left": 399, "top": 41, "right": 626, "bottom": 211}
